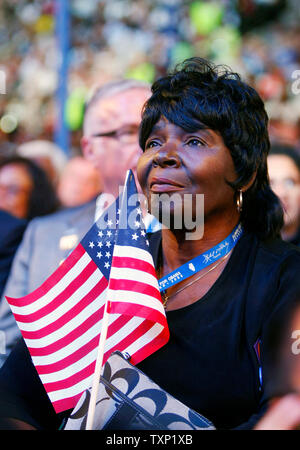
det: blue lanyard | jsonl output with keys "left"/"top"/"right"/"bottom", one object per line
{"left": 158, "top": 223, "right": 243, "bottom": 292}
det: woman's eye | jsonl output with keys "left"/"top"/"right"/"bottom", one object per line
{"left": 186, "top": 138, "right": 205, "bottom": 147}
{"left": 145, "top": 140, "right": 160, "bottom": 149}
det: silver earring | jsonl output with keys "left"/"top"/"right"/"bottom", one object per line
{"left": 237, "top": 190, "right": 243, "bottom": 212}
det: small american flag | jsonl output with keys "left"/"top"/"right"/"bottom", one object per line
{"left": 6, "top": 171, "right": 169, "bottom": 413}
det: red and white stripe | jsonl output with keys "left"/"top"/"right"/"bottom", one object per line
{"left": 6, "top": 244, "right": 169, "bottom": 413}
{"left": 107, "top": 244, "right": 169, "bottom": 364}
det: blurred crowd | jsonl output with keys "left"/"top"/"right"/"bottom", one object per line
{"left": 0, "top": 0, "right": 300, "bottom": 152}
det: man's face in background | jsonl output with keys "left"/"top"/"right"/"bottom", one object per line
{"left": 81, "top": 87, "right": 150, "bottom": 198}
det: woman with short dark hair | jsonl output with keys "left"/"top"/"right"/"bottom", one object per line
{"left": 0, "top": 155, "right": 59, "bottom": 220}
{"left": 268, "top": 144, "right": 300, "bottom": 245}
{"left": 139, "top": 57, "right": 284, "bottom": 240}
{"left": 136, "top": 57, "right": 300, "bottom": 429}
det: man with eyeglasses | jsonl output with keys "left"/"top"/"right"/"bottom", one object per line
{"left": 0, "top": 79, "right": 152, "bottom": 367}
{"left": 81, "top": 80, "right": 150, "bottom": 200}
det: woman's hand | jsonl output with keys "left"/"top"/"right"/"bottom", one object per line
{"left": 0, "top": 417, "right": 37, "bottom": 430}
{"left": 254, "top": 394, "right": 300, "bottom": 430}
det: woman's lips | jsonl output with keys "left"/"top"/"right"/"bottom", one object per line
{"left": 151, "top": 184, "right": 184, "bottom": 193}
{"left": 149, "top": 177, "right": 185, "bottom": 193}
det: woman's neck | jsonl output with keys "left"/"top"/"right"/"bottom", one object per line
{"left": 281, "top": 221, "right": 300, "bottom": 242}
{"left": 161, "top": 215, "right": 240, "bottom": 273}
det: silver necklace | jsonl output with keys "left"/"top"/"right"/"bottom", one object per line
{"left": 161, "top": 251, "right": 231, "bottom": 308}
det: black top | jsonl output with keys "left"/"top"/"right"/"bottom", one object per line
{"left": 0, "top": 210, "right": 27, "bottom": 298}
{"left": 0, "top": 230, "right": 300, "bottom": 430}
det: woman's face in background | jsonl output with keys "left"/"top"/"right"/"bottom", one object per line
{"left": 0, "top": 163, "right": 33, "bottom": 219}
{"left": 268, "top": 154, "right": 300, "bottom": 236}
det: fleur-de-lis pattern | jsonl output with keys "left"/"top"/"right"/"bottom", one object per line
{"left": 65, "top": 351, "right": 215, "bottom": 430}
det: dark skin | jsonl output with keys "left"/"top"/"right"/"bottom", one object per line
{"left": 0, "top": 418, "right": 36, "bottom": 430}
{"left": 137, "top": 118, "right": 253, "bottom": 311}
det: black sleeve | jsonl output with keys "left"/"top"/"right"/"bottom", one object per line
{"left": 236, "top": 247, "right": 300, "bottom": 429}
{"left": 0, "top": 214, "right": 27, "bottom": 298}
{"left": 0, "top": 338, "right": 69, "bottom": 430}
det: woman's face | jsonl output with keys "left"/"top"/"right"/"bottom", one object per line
{"left": 268, "top": 154, "right": 300, "bottom": 233}
{"left": 0, "top": 163, "right": 33, "bottom": 219}
{"left": 137, "top": 118, "right": 238, "bottom": 228}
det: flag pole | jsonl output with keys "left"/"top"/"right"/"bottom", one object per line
{"left": 85, "top": 297, "right": 110, "bottom": 430}
{"left": 85, "top": 171, "right": 131, "bottom": 430}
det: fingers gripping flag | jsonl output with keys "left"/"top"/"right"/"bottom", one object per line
{"left": 6, "top": 171, "right": 169, "bottom": 413}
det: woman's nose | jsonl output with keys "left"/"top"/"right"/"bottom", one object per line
{"left": 152, "top": 144, "right": 181, "bottom": 168}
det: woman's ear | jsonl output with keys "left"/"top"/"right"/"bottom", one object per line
{"left": 241, "top": 171, "right": 257, "bottom": 192}
{"left": 81, "top": 136, "right": 93, "bottom": 161}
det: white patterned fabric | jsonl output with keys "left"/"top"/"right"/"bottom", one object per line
{"left": 65, "top": 351, "right": 215, "bottom": 430}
